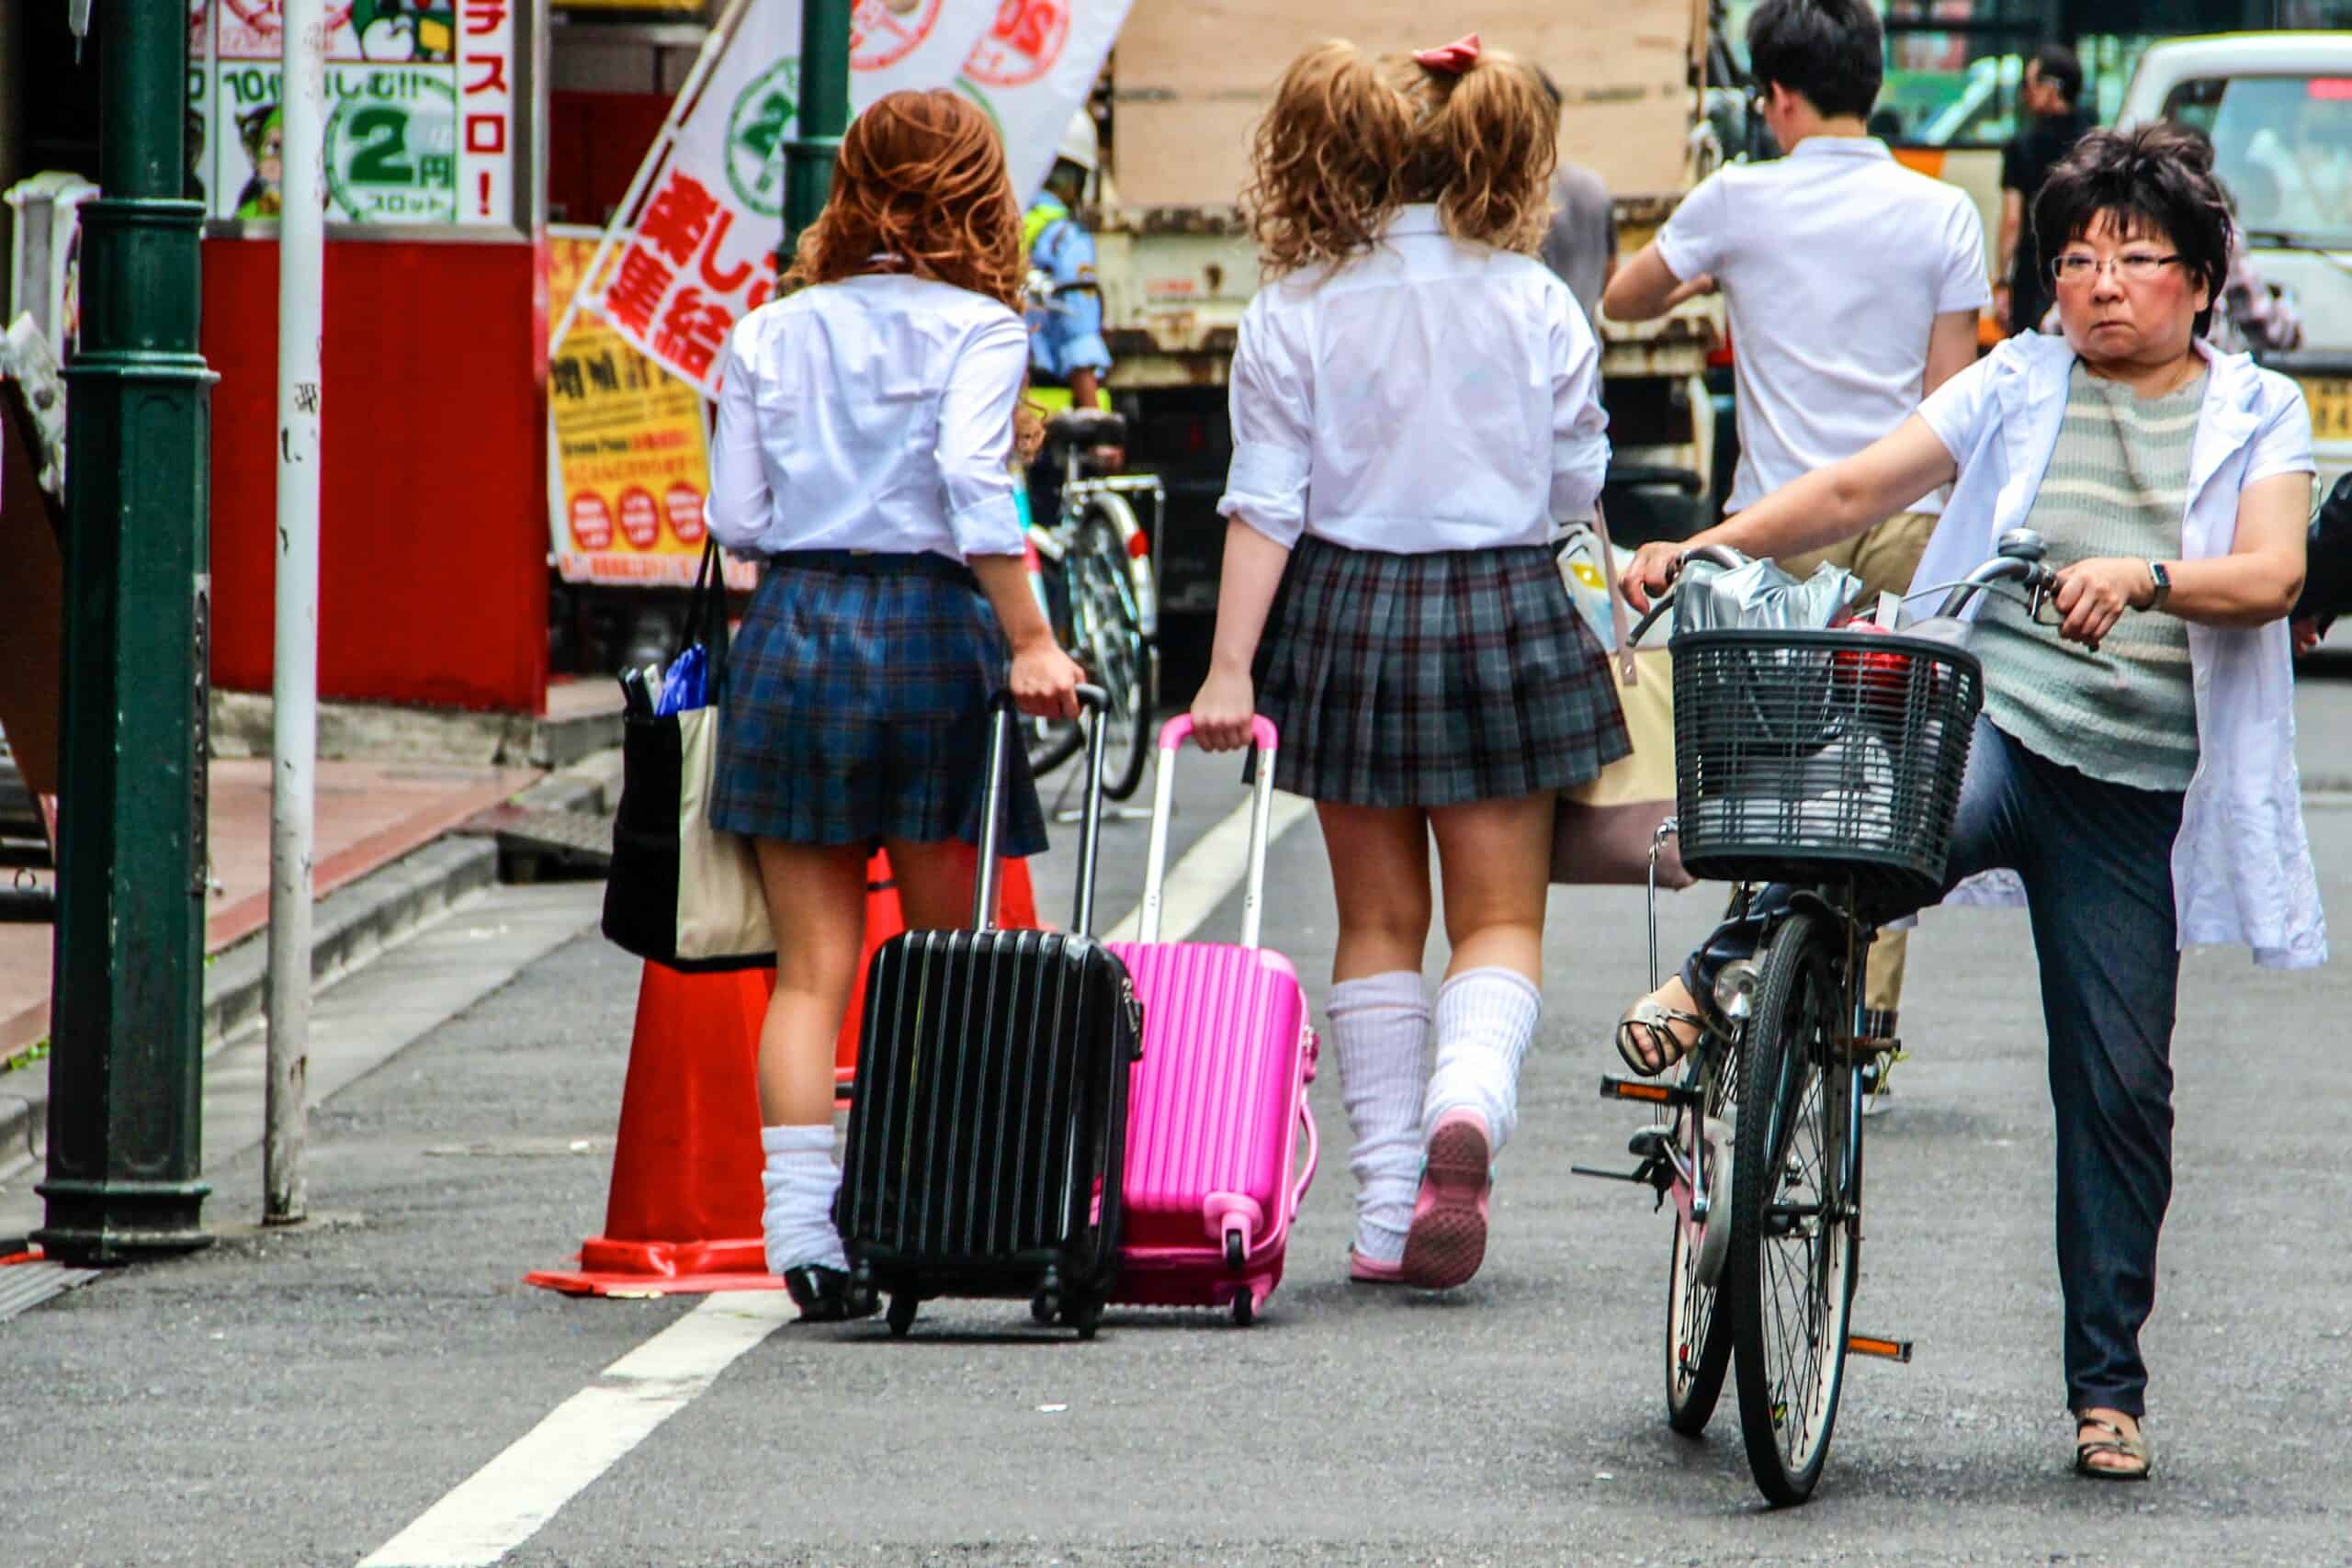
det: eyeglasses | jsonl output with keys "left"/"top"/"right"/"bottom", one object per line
{"left": 2051, "top": 252, "right": 2184, "bottom": 285}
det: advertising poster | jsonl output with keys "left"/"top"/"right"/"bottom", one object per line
{"left": 547, "top": 231, "right": 748, "bottom": 590}
{"left": 193, "top": 0, "right": 517, "bottom": 229}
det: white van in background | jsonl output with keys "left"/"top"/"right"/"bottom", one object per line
{"left": 2120, "top": 33, "right": 2352, "bottom": 489}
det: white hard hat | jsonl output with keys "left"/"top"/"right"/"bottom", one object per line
{"left": 1055, "top": 109, "right": 1099, "bottom": 175}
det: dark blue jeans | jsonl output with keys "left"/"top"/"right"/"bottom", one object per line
{"left": 1686, "top": 718, "right": 2186, "bottom": 1417}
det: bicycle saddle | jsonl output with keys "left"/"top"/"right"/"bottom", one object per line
{"left": 1043, "top": 409, "right": 1127, "bottom": 450}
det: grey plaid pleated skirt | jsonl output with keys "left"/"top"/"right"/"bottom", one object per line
{"left": 709, "top": 553, "right": 1048, "bottom": 856}
{"left": 1252, "top": 535, "right": 1630, "bottom": 808}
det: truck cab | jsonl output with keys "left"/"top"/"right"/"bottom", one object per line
{"left": 2120, "top": 32, "right": 2352, "bottom": 487}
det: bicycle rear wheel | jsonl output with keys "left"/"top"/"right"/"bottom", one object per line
{"left": 1665, "top": 1034, "right": 1742, "bottom": 1436}
{"left": 1727, "top": 909, "right": 1859, "bottom": 1506}
{"left": 1070, "top": 500, "right": 1153, "bottom": 800}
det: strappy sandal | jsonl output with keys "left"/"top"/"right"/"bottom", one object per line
{"left": 1616, "top": 994, "right": 1713, "bottom": 1078}
{"left": 2073, "top": 1414, "right": 2152, "bottom": 1482}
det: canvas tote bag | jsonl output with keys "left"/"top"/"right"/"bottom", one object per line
{"left": 1550, "top": 507, "right": 1693, "bottom": 889}
{"left": 602, "top": 542, "right": 776, "bottom": 970}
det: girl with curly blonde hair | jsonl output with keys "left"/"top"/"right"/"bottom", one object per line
{"left": 1192, "top": 37, "right": 1620, "bottom": 1292}
{"left": 705, "top": 88, "right": 1084, "bottom": 1321}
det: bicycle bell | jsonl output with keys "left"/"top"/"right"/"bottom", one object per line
{"left": 1997, "top": 527, "right": 2049, "bottom": 562}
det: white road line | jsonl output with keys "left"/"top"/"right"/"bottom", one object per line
{"left": 358, "top": 791, "right": 1312, "bottom": 1567}
{"left": 357, "top": 1293, "right": 794, "bottom": 1568}
{"left": 1102, "top": 791, "right": 1314, "bottom": 945}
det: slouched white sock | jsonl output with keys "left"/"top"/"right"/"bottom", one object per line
{"left": 1329, "top": 971, "right": 1431, "bottom": 1265}
{"left": 760, "top": 1122, "right": 846, "bottom": 1276}
{"left": 1424, "top": 967, "right": 1543, "bottom": 1155}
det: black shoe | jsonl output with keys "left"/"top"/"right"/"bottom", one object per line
{"left": 782, "top": 1264, "right": 877, "bottom": 1323}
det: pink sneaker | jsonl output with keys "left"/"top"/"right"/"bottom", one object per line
{"left": 1400, "top": 1110, "right": 1492, "bottom": 1290}
{"left": 1349, "top": 1248, "right": 1407, "bottom": 1284}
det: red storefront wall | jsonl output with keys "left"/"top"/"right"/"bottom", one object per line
{"left": 202, "top": 237, "right": 550, "bottom": 715}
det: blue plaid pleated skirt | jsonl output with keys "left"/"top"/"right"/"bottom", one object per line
{"left": 1253, "top": 535, "right": 1630, "bottom": 808}
{"left": 709, "top": 552, "right": 1047, "bottom": 855}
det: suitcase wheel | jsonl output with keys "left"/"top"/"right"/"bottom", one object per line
{"left": 886, "top": 1293, "right": 919, "bottom": 1338}
{"left": 1230, "top": 1290, "right": 1256, "bottom": 1328}
{"left": 1065, "top": 1294, "right": 1104, "bottom": 1341}
{"left": 847, "top": 1264, "right": 879, "bottom": 1319}
{"left": 1031, "top": 1269, "right": 1063, "bottom": 1326}
{"left": 1224, "top": 1230, "right": 1246, "bottom": 1271}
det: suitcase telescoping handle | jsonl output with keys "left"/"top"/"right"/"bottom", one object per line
{"left": 1136, "top": 715, "right": 1280, "bottom": 948}
{"left": 974, "top": 684, "right": 1112, "bottom": 935}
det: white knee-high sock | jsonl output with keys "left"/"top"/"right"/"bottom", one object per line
{"left": 760, "top": 1122, "right": 846, "bottom": 1276}
{"left": 1329, "top": 971, "right": 1431, "bottom": 1265}
{"left": 1424, "top": 967, "right": 1543, "bottom": 1154}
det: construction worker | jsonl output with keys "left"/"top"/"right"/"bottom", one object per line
{"left": 1021, "top": 111, "right": 1119, "bottom": 533}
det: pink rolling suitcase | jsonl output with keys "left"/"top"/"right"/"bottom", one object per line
{"left": 1107, "top": 716, "right": 1318, "bottom": 1325}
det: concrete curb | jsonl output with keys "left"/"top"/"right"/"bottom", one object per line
{"left": 208, "top": 690, "right": 621, "bottom": 771}
{"left": 0, "top": 747, "right": 622, "bottom": 1190}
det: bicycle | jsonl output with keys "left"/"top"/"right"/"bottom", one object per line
{"left": 1574, "top": 527, "right": 2067, "bottom": 1506}
{"left": 1018, "top": 273, "right": 1163, "bottom": 801}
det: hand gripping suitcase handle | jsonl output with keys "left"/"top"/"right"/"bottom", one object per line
{"left": 975, "top": 684, "right": 1111, "bottom": 934}
{"left": 1136, "top": 715, "right": 1281, "bottom": 947}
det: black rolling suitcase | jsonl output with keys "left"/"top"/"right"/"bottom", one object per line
{"left": 837, "top": 687, "right": 1143, "bottom": 1339}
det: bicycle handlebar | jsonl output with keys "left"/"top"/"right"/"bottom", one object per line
{"left": 1621, "top": 538, "right": 2090, "bottom": 651}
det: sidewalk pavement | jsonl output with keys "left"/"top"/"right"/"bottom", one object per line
{"left": 0, "top": 758, "right": 541, "bottom": 1062}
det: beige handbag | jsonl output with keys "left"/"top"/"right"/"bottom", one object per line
{"left": 1550, "top": 508, "right": 1693, "bottom": 889}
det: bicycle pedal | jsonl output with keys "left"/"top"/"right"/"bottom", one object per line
{"left": 1568, "top": 1161, "right": 1658, "bottom": 1186}
{"left": 1846, "top": 1333, "right": 1914, "bottom": 1363}
{"left": 1599, "top": 1075, "right": 1702, "bottom": 1109}
{"left": 1834, "top": 1033, "right": 1900, "bottom": 1061}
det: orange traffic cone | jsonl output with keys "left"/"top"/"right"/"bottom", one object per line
{"left": 526, "top": 960, "right": 776, "bottom": 1295}
{"left": 529, "top": 853, "right": 1046, "bottom": 1298}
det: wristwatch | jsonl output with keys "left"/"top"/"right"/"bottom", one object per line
{"left": 2144, "top": 559, "right": 2172, "bottom": 612}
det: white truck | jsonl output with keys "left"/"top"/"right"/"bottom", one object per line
{"left": 2120, "top": 31, "right": 2352, "bottom": 487}
{"left": 1090, "top": 0, "right": 1726, "bottom": 644}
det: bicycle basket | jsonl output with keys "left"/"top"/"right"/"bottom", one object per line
{"left": 1670, "top": 627, "right": 1984, "bottom": 905}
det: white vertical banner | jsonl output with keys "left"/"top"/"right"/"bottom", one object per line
{"left": 851, "top": 0, "right": 996, "bottom": 102}
{"left": 959, "top": 0, "right": 1134, "bottom": 203}
{"left": 457, "top": 0, "right": 516, "bottom": 226}
{"left": 581, "top": 0, "right": 1005, "bottom": 396}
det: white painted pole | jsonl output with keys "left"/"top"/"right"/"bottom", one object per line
{"left": 266, "top": 0, "right": 327, "bottom": 1226}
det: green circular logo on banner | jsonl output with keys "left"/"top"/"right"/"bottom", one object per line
{"left": 727, "top": 59, "right": 802, "bottom": 220}
{"left": 324, "top": 71, "right": 458, "bottom": 223}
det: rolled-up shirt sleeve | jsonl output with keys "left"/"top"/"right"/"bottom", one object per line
{"left": 705, "top": 327, "right": 771, "bottom": 553}
{"left": 1217, "top": 300, "right": 1312, "bottom": 547}
{"left": 2246, "top": 378, "right": 2317, "bottom": 486}
{"left": 1548, "top": 287, "right": 1611, "bottom": 524}
{"left": 935, "top": 312, "right": 1031, "bottom": 558}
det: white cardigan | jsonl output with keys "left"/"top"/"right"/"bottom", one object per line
{"left": 1909, "top": 333, "right": 2325, "bottom": 969}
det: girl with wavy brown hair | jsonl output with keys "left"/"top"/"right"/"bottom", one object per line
{"left": 704, "top": 88, "right": 1084, "bottom": 1322}
{"left": 1191, "top": 38, "right": 1621, "bottom": 1292}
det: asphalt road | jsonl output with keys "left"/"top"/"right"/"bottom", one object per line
{"left": 6, "top": 703, "right": 2352, "bottom": 1566}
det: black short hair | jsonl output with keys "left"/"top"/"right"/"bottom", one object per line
{"left": 2030, "top": 43, "right": 2084, "bottom": 107}
{"left": 2032, "top": 123, "right": 2233, "bottom": 336}
{"left": 1747, "top": 0, "right": 1883, "bottom": 122}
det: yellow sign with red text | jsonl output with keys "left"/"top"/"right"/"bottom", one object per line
{"left": 548, "top": 230, "right": 748, "bottom": 589}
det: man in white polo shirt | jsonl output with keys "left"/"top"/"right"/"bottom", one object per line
{"left": 1604, "top": 0, "right": 1988, "bottom": 1092}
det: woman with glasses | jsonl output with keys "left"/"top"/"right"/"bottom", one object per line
{"left": 1614, "top": 123, "right": 2322, "bottom": 1482}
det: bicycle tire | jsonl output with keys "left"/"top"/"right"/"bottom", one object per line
{"left": 1727, "top": 909, "right": 1859, "bottom": 1506}
{"left": 1071, "top": 501, "right": 1153, "bottom": 801}
{"left": 1664, "top": 1034, "right": 1741, "bottom": 1437}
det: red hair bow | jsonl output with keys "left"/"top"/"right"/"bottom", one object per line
{"left": 1414, "top": 33, "right": 1481, "bottom": 73}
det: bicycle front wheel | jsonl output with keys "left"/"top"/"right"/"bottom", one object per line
{"left": 1727, "top": 909, "right": 1859, "bottom": 1506}
{"left": 1664, "top": 1032, "right": 1742, "bottom": 1437}
{"left": 1070, "top": 500, "right": 1154, "bottom": 800}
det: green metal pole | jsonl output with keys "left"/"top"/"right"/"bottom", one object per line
{"left": 35, "top": 0, "right": 217, "bottom": 1265}
{"left": 781, "top": 0, "right": 852, "bottom": 262}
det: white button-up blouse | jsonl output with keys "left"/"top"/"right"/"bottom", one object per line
{"left": 707, "top": 273, "right": 1030, "bottom": 562}
{"left": 1218, "top": 206, "right": 1611, "bottom": 555}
